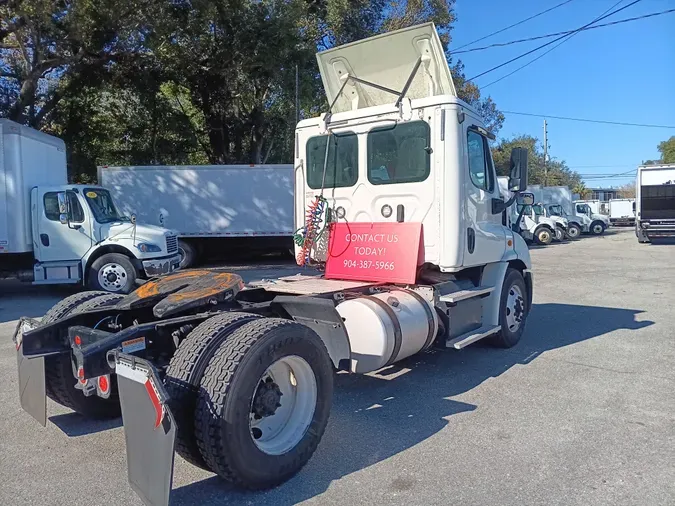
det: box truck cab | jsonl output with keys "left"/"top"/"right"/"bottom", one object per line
{"left": 573, "top": 200, "right": 610, "bottom": 235}
{"left": 0, "top": 120, "right": 180, "bottom": 292}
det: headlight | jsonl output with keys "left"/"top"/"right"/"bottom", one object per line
{"left": 136, "top": 242, "right": 162, "bottom": 253}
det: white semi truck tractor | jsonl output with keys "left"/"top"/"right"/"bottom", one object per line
{"left": 13, "top": 24, "right": 533, "bottom": 506}
{"left": 0, "top": 120, "right": 181, "bottom": 293}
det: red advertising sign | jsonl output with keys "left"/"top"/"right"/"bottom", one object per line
{"left": 324, "top": 222, "right": 424, "bottom": 284}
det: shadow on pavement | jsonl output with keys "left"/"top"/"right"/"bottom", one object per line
{"left": 171, "top": 302, "right": 653, "bottom": 505}
{"left": 49, "top": 412, "right": 122, "bottom": 437}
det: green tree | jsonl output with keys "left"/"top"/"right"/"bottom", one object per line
{"left": 657, "top": 136, "right": 675, "bottom": 164}
{"left": 573, "top": 182, "right": 591, "bottom": 199}
{"left": 491, "top": 135, "right": 582, "bottom": 188}
{"left": 0, "top": 0, "right": 146, "bottom": 126}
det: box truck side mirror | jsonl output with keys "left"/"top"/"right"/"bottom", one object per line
{"left": 519, "top": 192, "right": 535, "bottom": 206}
{"left": 57, "top": 192, "right": 69, "bottom": 225}
{"left": 508, "top": 147, "right": 528, "bottom": 191}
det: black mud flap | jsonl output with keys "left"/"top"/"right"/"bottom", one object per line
{"left": 13, "top": 318, "right": 47, "bottom": 426}
{"left": 112, "top": 352, "right": 177, "bottom": 506}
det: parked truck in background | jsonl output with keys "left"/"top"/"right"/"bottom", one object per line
{"left": 573, "top": 200, "right": 610, "bottom": 235}
{"left": 635, "top": 164, "right": 675, "bottom": 243}
{"left": 99, "top": 164, "right": 295, "bottom": 268}
{"left": 0, "top": 120, "right": 180, "bottom": 293}
{"left": 608, "top": 198, "right": 636, "bottom": 226}
{"left": 14, "top": 23, "right": 534, "bottom": 506}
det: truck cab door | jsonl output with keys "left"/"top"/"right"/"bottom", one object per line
{"left": 36, "top": 189, "right": 93, "bottom": 263}
{"left": 463, "top": 127, "right": 505, "bottom": 266}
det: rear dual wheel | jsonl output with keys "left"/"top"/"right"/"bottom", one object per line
{"left": 189, "top": 318, "right": 333, "bottom": 489}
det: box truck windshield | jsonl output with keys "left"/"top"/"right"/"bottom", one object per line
{"left": 84, "top": 188, "right": 129, "bottom": 223}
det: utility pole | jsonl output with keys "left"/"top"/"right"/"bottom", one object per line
{"left": 543, "top": 119, "right": 548, "bottom": 186}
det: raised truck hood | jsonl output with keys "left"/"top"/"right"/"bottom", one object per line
{"left": 316, "top": 22, "right": 456, "bottom": 114}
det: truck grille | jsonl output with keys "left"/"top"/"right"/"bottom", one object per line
{"left": 166, "top": 235, "right": 178, "bottom": 254}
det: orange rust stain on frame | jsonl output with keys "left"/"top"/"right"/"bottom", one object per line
{"left": 165, "top": 272, "right": 240, "bottom": 303}
{"left": 133, "top": 270, "right": 214, "bottom": 299}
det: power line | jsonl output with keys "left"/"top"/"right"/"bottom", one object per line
{"left": 454, "top": 8, "right": 675, "bottom": 54}
{"left": 569, "top": 164, "right": 639, "bottom": 169}
{"left": 502, "top": 110, "right": 675, "bottom": 129}
{"left": 454, "top": 0, "right": 576, "bottom": 51}
{"left": 467, "top": 0, "right": 640, "bottom": 82}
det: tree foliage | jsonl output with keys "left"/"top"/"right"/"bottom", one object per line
{"left": 657, "top": 136, "right": 675, "bottom": 164}
{"left": 617, "top": 183, "right": 635, "bottom": 198}
{"left": 2, "top": 0, "right": 506, "bottom": 180}
{"left": 491, "top": 135, "right": 582, "bottom": 188}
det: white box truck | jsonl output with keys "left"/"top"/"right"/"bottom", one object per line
{"left": 15, "top": 24, "right": 535, "bottom": 506}
{"left": 608, "top": 198, "right": 635, "bottom": 226}
{"left": 635, "top": 164, "right": 675, "bottom": 243}
{"left": 98, "top": 164, "right": 295, "bottom": 268}
{"left": 0, "top": 119, "right": 180, "bottom": 293}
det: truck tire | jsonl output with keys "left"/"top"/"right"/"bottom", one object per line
{"left": 88, "top": 253, "right": 137, "bottom": 294}
{"left": 164, "top": 311, "right": 262, "bottom": 470}
{"left": 590, "top": 221, "right": 605, "bottom": 236}
{"left": 178, "top": 240, "right": 197, "bottom": 269}
{"left": 535, "top": 227, "right": 552, "bottom": 245}
{"left": 566, "top": 223, "right": 581, "bottom": 239}
{"left": 194, "top": 318, "right": 333, "bottom": 489}
{"left": 554, "top": 225, "right": 565, "bottom": 242}
{"left": 490, "top": 268, "right": 529, "bottom": 348}
{"left": 41, "top": 292, "right": 124, "bottom": 418}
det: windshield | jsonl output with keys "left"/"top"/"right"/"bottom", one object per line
{"left": 84, "top": 188, "right": 128, "bottom": 224}
{"left": 548, "top": 205, "right": 563, "bottom": 216}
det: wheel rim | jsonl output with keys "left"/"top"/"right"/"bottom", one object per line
{"left": 593, "top": 224, "right": 603, "bottom": 234}
{"left": 555, "top": 228, "right": 563, "bottom": 240}
{"left": 97, "top": 263, "right": 127, "bottom": 292}
{"left": 505, "top": 284, "right": 525, "bottom": 333}
{"left": 249, "top": 355, "right": 317, "bottom": 456}
{"left": 540, "top": 231, "right": 550, "bottom": 243}
{"left": 569, "top": 226, "right": 579, "bottom": 238}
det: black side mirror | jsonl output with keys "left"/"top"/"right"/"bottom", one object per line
{"left": 518, "top": 192, "right": 534, "bottom": 206}
{"left": 509, "top": 147, "right": 528, "bottom": 191}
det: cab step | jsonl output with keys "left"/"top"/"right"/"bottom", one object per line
{"left": 439, "top": 286, "right": 494, "bottom": 305}
{"left": 446, "top": 325, "right": 501, "bottom": 349}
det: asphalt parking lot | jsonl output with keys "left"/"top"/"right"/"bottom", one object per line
{"left": 1, "top": 228, "right": 674, "bottom": 506}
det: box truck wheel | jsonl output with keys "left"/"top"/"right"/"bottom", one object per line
{"left": 89, "top": 253, "right": 137, "bottom": 293}
{"left": 566, "top": 223, "right": 581, "bottom": 239}
{"left": 554, "top": 225, "right": 565, "bottom": 242}
{"left": 490, "top": 268, "right": 529, "bottom": 348}
{"left": 178, "top": 240, "right": 197, "bottom": 269}
{"left": 41, "top": 292, "right": 124, "bottom": 418}
{"left": 590, "top": 221, "right": 605, "bottom": 235}
{"left": 194, "top": 318, "right": 333, "bottom": 489}
{"left": 164, "top": 311, "right": 262, "bottom": 470}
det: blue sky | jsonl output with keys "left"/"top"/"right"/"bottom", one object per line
{"left": 450, "top": 0, "right": 675, "bottom": 187}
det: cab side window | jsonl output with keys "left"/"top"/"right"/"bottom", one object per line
{"left": 467, "top": 130, "right": 495, "bottom": 192}
{"left": 43, "top": 192, "right": 85, "bottom": 223}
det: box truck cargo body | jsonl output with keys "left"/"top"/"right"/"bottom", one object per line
{"left": 608, "top": 198, "right": 635, "bottom": 226}
{"left": 635, "top": 164, "right": 675, "bottom": 242}
{"left": 0, "top": 119, "right": 179, "bottom": 292}
{"left": 99, "top": 164, "right": 295, "bottom": 267}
